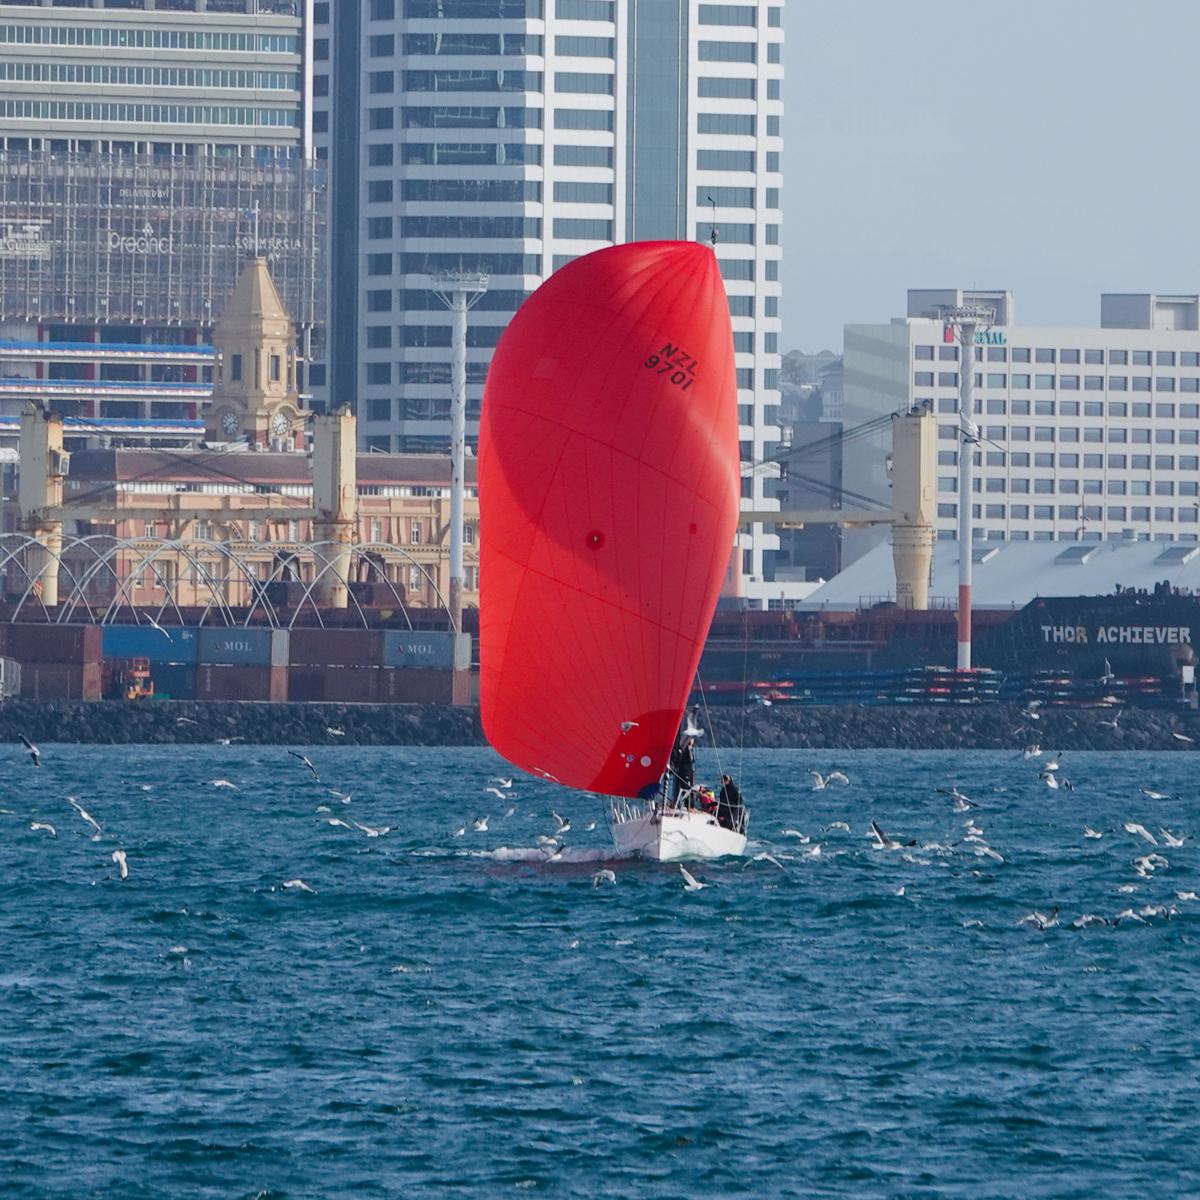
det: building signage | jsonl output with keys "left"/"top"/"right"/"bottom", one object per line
{"left": 943, "top": 326, "right": 1006, "bottom": 346}
{"left": 235, "top": 234, "right": 302, "bottom": 253}
{"left": 105, "top": 222, "right": 172, "bottom": 254}
{"left": 0, "top": 221, "right": 50, "bottom": 260}
{"left": 1041, "top": 623, "right": 1192, "bottom": 645}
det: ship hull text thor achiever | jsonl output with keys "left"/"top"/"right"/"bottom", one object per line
{"left": 1040, "top": 624, "right": 1192, "bottom": 645}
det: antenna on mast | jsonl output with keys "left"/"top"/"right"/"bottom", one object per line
{"left": 706, "top": 195, "right": 718, "bottom": 246}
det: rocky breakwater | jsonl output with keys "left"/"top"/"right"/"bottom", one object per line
{"left": 0, "top": 699, "right": 1198, "bottom": 751}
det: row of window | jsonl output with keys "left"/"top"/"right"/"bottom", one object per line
{"left": 399, "top": 33, "right": 541, "bottom": 57}
{"left": 953, "top": 475, "right": 1200, "bottom": 496}
{"left": 693, "top": 222, "right": 780, "bottom": 245}
{"left": 366, "top": 141, "right": 542, "bottom": 166}
{"left": 0, "top": 99, "right": 298, "bottom": 128}
{"left": 700, "top": 185, "right": 781, "bottom": 210}
{"left": 699, "top": 76, "right": 781, "bottom": 100}
{"left": 697, "top": 149, "right": 780, "bottom": 173}
{"left": 940, "top": 450, "right": 1200, "bottom": 471}
{"left": 365, "top": 288, "right": 770, "bottom": 320}
{"left": 0, "top": 62, "right": 298, "bottom": 91}
{"left": 917, "top": 371, "right": 1200, "bottom": 392}
{"left": 918, "top": 344, "right": 1200, "bottom": 366}
{"left": 368, "top": 178, "right": 545, "bottom": 203}
{"left": 0, "top": 24, "right": 297, "bottom": 53}
{"left": 699, "top": 5, "right": 783, "bottom": 27}
{"left": 395, "top": 105, "right": 542, "bottom": 130}
{"left": 364, "top": 360, "right": 778, "bottom": 389}
{"left": 938, "top": 503, "right": 1198, "bottom": 523}
{"left": 933, "top": 398, "right": 1200, "bottom": 418}
{"left": 941, "top": 423, "right": 1200, "bottom": 445}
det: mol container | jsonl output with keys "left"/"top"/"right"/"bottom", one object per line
{"left": 287, "top": 628, "right": 382, "bottom": 667}
{"left": 20, "top": 662, "right": 102, "bottom": 701}
{"left": 198, "top": 627, "right": 289, "bottom": 667}
{"left": 102, "top": 624, "right": 199, "bottom": 664}
{"left": 379, "top": 630, "right": 471, "bottom": 671}
{"left": 196, "top": 663, "right": 287, "bottom": 702}
{"left": 9, "top": 623, "right": 101, "bottom": 664}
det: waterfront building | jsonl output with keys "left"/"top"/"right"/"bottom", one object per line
{"left": 841, "top": 289, "right": 1200, "bottom": 563}
{"left": 312, "top": 0, "right": 788, "bottom": 602}
{"left": 0, "top": 0, "right": 323, "bottom": 424}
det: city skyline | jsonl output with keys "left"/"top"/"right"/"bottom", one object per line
{"left": 783, "top": 0, "right": 1200, "bottom": 353}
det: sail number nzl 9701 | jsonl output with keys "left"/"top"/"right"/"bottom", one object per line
{"left": 644, "top": 342, "right": 698, "bottom": 391}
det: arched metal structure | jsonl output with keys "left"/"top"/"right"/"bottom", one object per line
{"left": 0, "top": 533, "right": 455, "bottom": 630}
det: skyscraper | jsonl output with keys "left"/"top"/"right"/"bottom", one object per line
{"left": 312, "top": 0, "right": 785, "bottom": 599}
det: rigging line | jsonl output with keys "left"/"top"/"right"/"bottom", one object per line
{"left": 694, "top": 669, "right": 724, "bottom": 789}
{"left": 773, "top": 469, "right": 890, "bottom": 512}
{"left": 737, "top": 610, "right": 750, "bottom": 784}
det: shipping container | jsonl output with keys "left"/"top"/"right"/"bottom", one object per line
{"left": 0, "top": 655, "right": 20, "bottom": 698}
{"left": 196, "top": 663, "right": 287, "bottom": 702}
{"left": 379, "top": 630, "right": 471, "bottom": 671}
{"left": 148, "top": 662, "right": 196, "bottom": 700}
{"left": 287, "top": 627, "right": 381, "bottom": 667}
{"left": 101, "top": 624, "right": 198, "bottom": 664}
{"left": 20, "top": 661, "right": 101, "bottom": 701}
{"left": 198, "top": 627, "right": 289, "bottom": 667}
{"left": 375, "top": 668, "right": 468, "bottom": 705}
{"left": 287, "top": 665, "right": 377, "bottom": 702}
{"left": 9, "top": 623, "right": 101, "bottom": 664}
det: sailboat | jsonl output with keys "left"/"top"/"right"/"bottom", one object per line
{"left": 478, "top": 240, "right": 747, "bottom": 860}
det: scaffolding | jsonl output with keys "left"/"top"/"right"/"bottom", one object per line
{"left": 0, "top": 148, "right": 325, "bottom": 349}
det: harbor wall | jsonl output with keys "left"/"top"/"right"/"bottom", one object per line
{"left": 0, "top": 699, "right": 1195, "bottom": 751}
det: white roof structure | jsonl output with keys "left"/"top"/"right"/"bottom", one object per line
{"left": 801, "top": 539, "right": 1200, "bottom": 612}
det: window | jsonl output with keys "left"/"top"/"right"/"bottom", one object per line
{"left": 230, "top": 353, "right": 242, "bottom": 382}
{"left": 698, "top": 76, "right": 755, "bottom": 99}
{"left": 369, "top": 34, "right": 395, "bottom": 56}
{"left": 366, "top": 253, "right": 392, "bottom": 275}
{"left": 1084, "top": 376, "right": 1103, "bottom": 391}
{"left": 986, "top": 504, "right": 1006, "bottom": 519}
{"left": 698, "top": 149, "right": 755, "bottom": 172}
{"left": 368, "top": 144, "right": 393, "bottom": 166}
{"left": 1034, "top": 479, "right": 1055, "bottom": 494}
{"left": 553, "top": 217, "right": 613, "bottom": 240}
{"left": 915, "top": 345, "right": 935, "bottom": 361}
{"left": 1035, "top": 374, "right": 1055, "bottom": 390}
{"left": 938, "top": 502, "right": 957, "bottom": 518}
{"left": 554, "top": 144, "right": 612, "bottom": 167}
{"left": 1035, "top": 348, "right": 1055, "bottom": 363}
{"left": 554, "top": 108, "right": 613, "bottom": 131}
{"left": 1035, "top": 400, "right": 1056, "bottom": 416}
{"left": 699, "top": 112, "right": 756, "bottom": 135}
{"left": 556, "top": 0, "right": 614, "bottom": 17}
{"left": 366, "top": 325, "right": 392, "bottom": 349}
{"left": 1133, "top": 350, "right": 1151, "bottom": 366}
{"left": 554, "top": 180, "right": 612, "bottom": 203}
{"left": 269, "top": 354, "right": 281, "bottom": 382}
{"left": 367, "top": 397, "right": 391, "bottom": 422}
{"left": 367, "top": 216, "right": 392, "bottom": 239}
{"left": 1012, "top": 374, "right": 1030, "bottom": 389}
{"left": 1157, "top": 377, "right": 1177, "bottom": 392}
{"left": 368, "top": 179, "right": 393, "bottom": 203}
{"left": 699, "top": 40, "right": 756, "bottom": 62}
{"left": 555, "top": 71, "right": 613, "bottom": 94}
{"left": 1034, "top": 506, "right": 1053, "bottom": 520}
{"left": 1109, "top": 376, "right": 1127, "bottom": 391}
{"left": 1060, "top": 401, "right": 1080, "bottom": 416}
{"left": 1110, "top": 350, "right": 1128, "bottom": 365}
{"left": 1085, "top": 349, "right": 1104, "bottom": 364}
{"left": 370, "top": 71, "right": 394, "bottom": 94}
{"left": 555, "top": 36, "right": 614, "bottom": 56}
{"left": 1011, "top": 505, "right": 1030, "bottom": 519}
{"left": 1061, "top": 349, "right": 1080, "bottom": 364}
{"left": 699, "top": 3, "right": 757, "bottom": 23}
{"left": 939, "top": 345, "right": 959, "bottom": 361}
{"left": 1060, "top": 375, "right": 1079, "bottom": 390}
{"left": 1109, "top": 454, "right": 1127, "bottom": 469}
{"left": 1011, "top": 479, "right": 1030, "bottom": 494}
{"left": 1012, "top": 348, "right": 1031, "bottom": 363}
{"left": 366, "top": 362, "right": 391, "bottom": 385}
{"left": 938, "top": 372, "right": 959, "bottom": 387}
{"left": 986, "top": 397, "right": 1007, "bottom": 412}
{"left": 1132, "top": 377, "right": 1151, "bottom": 391}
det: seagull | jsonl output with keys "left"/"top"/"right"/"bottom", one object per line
{"left": 870, "top": 819, "right": 914, "bottom": 850}
{"left": 1020, "top": 907, "right": 1060, "bottom": 931}
{"left": 111, "top": 849, "right": 128, "bottom": 880}
{"left": 682, "top": 707, "right": 705, "bottom": 738}
{"left": 175, "top": 716, "right": 199, "bottom": 727}
{"left": 937, "top": 787, "right": 976, "bottom": 811}
{"left": 1160, "top": 828, "right": 1188, "bottom": 848}
{"left": 1176, "top": 891, "right": 1199, "bottom": 902}
{"left": 1019, "top": 705, "right": 1042, "bottom": 722}
{"left": 489, "top": 777, "right": 513, "bottom": 789}
{"left": 593, "top": 868, "right": 617, "bottom": 887}
{"left": 146, "top": 614, "right": 172, "bottom": 642}
{"left": 536, "top": 834, "right": 558, "bottom": 848}
{"left": 472, "top": 815, "right": 489, "bottom": 832}
{"left": 825, "top": 821, "right": 851, "bottom": 833}
{"left": 1125, "top": 822, "right": 1158, "bottom": 845}
{"left": 68, "top": 798, "right": 102, "bottom": 841}
{"left": 752, "top": 851, "right": 787, "bottom": 872}
{"left": 1140, "top": 787, "right": 1180, "bottom": 801}
{"left": 315, "top": 805, "right": 331, "bottom": 813}
{"left": 453, "top": 824, "right": 466, "bottom": 837}
{"left": 680, "top": 865, "right": 707, "bottom": 891}
{"left": 287, "top": 750, "right": 320, "bottom": 782}
{"left": 327, "top": 790, "right": 352, "bottom": 805}
{"left": 214, "top": 736, "right": 244, "bottom": 746}
{"left": 781, "top": 829, "right": 810, "bottom": 841}
{"left": 1043, "top": 751, "right": 1064, "bottom": 772}
{"left": 283, "top": 879, "right": 316, "bottom": 893}
{"left": 1022, "top": 744, "right": 1042, "bottom": 760}
{"left": 1098, "top": 708, "right": 1123, "bottom": 730}
{"left": 327, "top": 817, "right": 354, "bottom": 831}
{"left": 352, "top": 821, "right": 391, "bottom": 838}
{"left": 209, "top": 779, "right": 238, "bottom": 789}
{"left": 619, "top": 720, "right": 639, "bottom": 733}
{"left": 552, "top": 811, "right": 571, "bottom": 834}
{"left": 30, "top": 821, "right": 56, "bottom": 837}
{"left": 1083, "top": 827, "right": 1104, "bottom": 839}
{"left": 325, "top": 726, "right": 345, "bottom": 738}
{"left": 503, "top": 805, "right": 517, "bottom": 819}
{"left": 18, "top": 735, "right": 40, "bottom": 768}
{"left": 809, "top": 769, "right": 849, "bottom": 790}
{"left": 1172, "top": 732, "right": 1195, "bottom": 744}
{"left": 1134, "top": 853, "right": 1169, "bottom": 878}
{"left": 1114, "top": 908, "right": 1146, "bottom": 925}
{"left": 1041, "top": 769, "right": 1060, "bottom": 791}
{"left": 484, "top": 787, "right": 507, "bottom": 800}
{"left": 1100, "top": 657, "right": 1115, "bottom": 685}
{"left": 546, "top": 842, "right": 567, "bottom": 861}
{"left": 584, "top": 821, "right": 596, "bottom": 831}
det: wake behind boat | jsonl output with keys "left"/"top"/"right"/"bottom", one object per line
{"left": 478, "top": 240, "right": 748, "bottom": 860}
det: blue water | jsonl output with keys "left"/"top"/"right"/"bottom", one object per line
{"left": 2, "top": 745, "right": 1199, "bottom": 1198}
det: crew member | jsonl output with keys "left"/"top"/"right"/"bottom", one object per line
{"left": 669, "top": 735, "right": 696, "bottom": 802}
{"left": 717, "top": 773, "right": 744, "bottom": 830}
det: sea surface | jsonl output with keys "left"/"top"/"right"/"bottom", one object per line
{"left": 2, "top": 743, "right": 1199, "bottom": 1198}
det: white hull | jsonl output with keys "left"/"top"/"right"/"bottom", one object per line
{"left": 608, "top": 798, "right": 747, "bottom": 861}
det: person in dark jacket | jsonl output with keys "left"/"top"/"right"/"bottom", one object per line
{"left": 717, "top": 773, "right": 744, "bottom": 830}
{"left": 669, "top": 735, "right": 696, "bottom": 802}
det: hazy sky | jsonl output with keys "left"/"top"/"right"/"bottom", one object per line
{"left": 782, "top": 0, "right": 1200, "bottom": 354}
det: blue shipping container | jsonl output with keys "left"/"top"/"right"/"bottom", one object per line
{"left": 197, "top": 627, "right": 289, "bottom": 667}
{"left": 379, "top": 630, "right": 470, "bottom": 671}
{"left": 101, "top": 624, "right": 198, "bottom": 664}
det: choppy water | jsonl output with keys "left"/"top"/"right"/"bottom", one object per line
{"left": 2, "top": 744, "right": 1200, "bottom": 1197}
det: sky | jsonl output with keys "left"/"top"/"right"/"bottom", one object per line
{"left": 781, "top": 0, "right": 1200, "bottom": 354}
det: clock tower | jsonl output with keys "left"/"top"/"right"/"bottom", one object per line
{"left": 206, "top": 257, "right": 301, "bottom": 446}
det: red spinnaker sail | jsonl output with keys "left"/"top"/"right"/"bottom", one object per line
{"left": 479, "top": 241, "right": 739, "bottom": 797}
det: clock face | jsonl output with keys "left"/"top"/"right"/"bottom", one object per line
{"left": 270, "top": 410, "right": 291, "bottom": 438}
{"left": 221, "top": 410, "right": 240, "bottom": 437}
